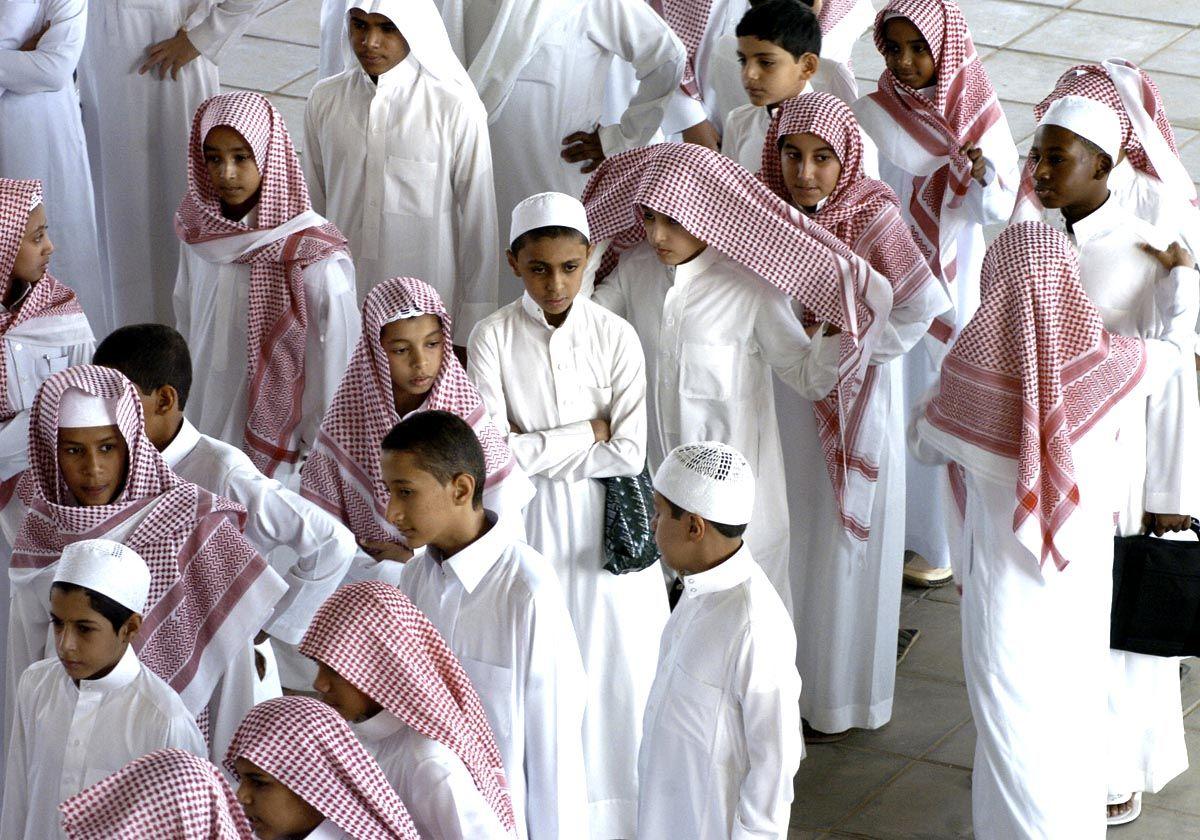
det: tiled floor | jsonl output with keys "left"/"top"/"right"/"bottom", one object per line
{"left": 219, "top": 1, "right": 1200, "bottom": 837}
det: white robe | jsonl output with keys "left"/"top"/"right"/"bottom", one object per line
{"left": 467, "top": 293, "right": 667, "bottom": 838}
{"left": 351, "top": 709, "right": 511, "bottom": 840}
{"left": 397, "top": 512, "right": 589, "bottom": 840}
{"left": 0, "top": 0, "right": 111, "bottom": 336}
{"left": 592, "top": 243, "right": 841, "bottom": 613}
{"left": 76, "top": 0, "right": 263, "bottom": 325}
{"left": 1, "top": 647, "right": 206, "bottom": 840}
{"left": 172, "top": 208, "right": 361, "bottom": 489}
{"left": 636, "top": 544, "right": 802, "bottom": 840}
{"left": 304, "top": 54, "right": 499, "bottom": 336}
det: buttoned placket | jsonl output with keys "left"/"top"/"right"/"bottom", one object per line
{"left": 361, "top": 80, "right": 391, "bottom": 257}
{"left": 58, "top": 648, "right": 139, "bottom": 802}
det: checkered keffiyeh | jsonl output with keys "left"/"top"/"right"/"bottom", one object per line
{"left": 10, "top": 365, "right": 281, "bottom": 715}
{"left": 820, "top": 0, "right": 862, "bottom": 33}
{"left": 175, "top": 91, "right": 349, "bottom": 478}
{"left": 301, "top": 278, "right": 519, "bottom": 546}
{"left": 649, "top": 0, "right": 711, "bottom": 99}
{"left": 225, "top": 697, "right": 420, "bottom": 840}
{"left": 761, "top": 93, "right": 939, "bottom": 538}
{"left": 925, "top": 222, "right": 1146, "bottom": 570}
{"left": 868, "top": 0, "right": 1007, "bottom": 289}
{"left": 59, "top": 749, "right": 254, "bottom": 840}
{"left": 299, "top": 581, "right": 516, "bottom": 831}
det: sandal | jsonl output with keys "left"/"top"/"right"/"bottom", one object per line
{"left": 1106, "top": 791, "right": 1142, "bottom": 826}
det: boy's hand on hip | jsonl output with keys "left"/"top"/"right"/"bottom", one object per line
{"left": 681, "top": 119, "right": 721, "bottom": 152}
{"left": 562, "top": 129, "right": 605, "bottom": 174}
{"left": 139, "top": 29, "right": 200, "bottom": 80}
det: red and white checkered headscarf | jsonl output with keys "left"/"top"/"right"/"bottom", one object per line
{"left": 649, "top": 0, "right": 710, "bottom": 100}
{"left": 300, "top": 581, "right": 516, "bottom": 831}
{"left": 10, "top": 365, "right": 281, "bottom": 714}
{"left": 225, "top": 696, "right": 419, "bottom": 840}
{"left": 761, "top": 93, "right": 939, "bottom": 538}
{"left": 820, "top": 0, "right": 861, "bottom": 33}
{"left": 924, "top": 222, "right": 1145, "bottom": 570}
{"left": 59, "top": 749, "right": 254, "bottom": 840}
{"left": 301, "top": 278, "right": 520, "bottom": 545}
{"left": 868, "top": 0, "right": 1008, "bottom": 290}
{"left": 175, "top": 91, "right": 349, "bottom": 478}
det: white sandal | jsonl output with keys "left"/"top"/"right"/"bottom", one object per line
{"left": 1106, "top": 791, "right": 1142, "bottom": 826}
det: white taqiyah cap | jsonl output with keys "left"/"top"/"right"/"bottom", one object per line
{"left": 1039, "top": 95, "right": 1122, "bottom": 161}
{"left": 58, "top": 387, "right": 120, "bottom": 429}
{"left": 652, "top": 441, "right": 755, "bottom": 526}
{"left": 509, "top": 191, "right": 590, "bottom": 248}
{"left": 54, "top": 539, "right": 151, "bottom": 614}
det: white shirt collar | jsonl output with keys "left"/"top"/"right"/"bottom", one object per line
{"left": 1065, "top": 193, "right": 1120, "bottom": 249}
{"left": 519, "top": 291, "right": 582, "bottom": 332}
{"left": 159, "top": 417, "right": 202, "bottom": 469}
{"left": 351, "top": 708, "right": 405, "bottom": 742}
{"left": 307, "top": 819, "right": 343, "bottom": 839}
{"left": 425, "top": 510, "right": 506, "bottom": 593}
{"left": 678, "top": 543, "right": 754, "bottom": 601}
{"left": 364, "top": 52, "right": 419, "bottom": 93}
{"left": 78, "top": 644, "right": 141, "bottom": 692}
{"left": 671, "top": 245, "right": 719, "bottom": 286}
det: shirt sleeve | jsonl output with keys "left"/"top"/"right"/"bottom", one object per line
{"left": 660, "top": 87, "right": 710, "bottom": 137}
{"left": 0, "top": 670, "right": 33, "bottom": 838}
{"left": 299, "top": 255, "right": 361, "bottom": 464}
{"left": 0, "top": 0, "right": 84, "bottom": 95}
{"left": 187, "top": 0, "right": 265, "bottom": 66}
{"left": 961, "top": 122, "right": 1019, "bottom": 227}
{"left": 754, "top": 290, "right": 842, "bottom": 400}
{"left": 0, "top": 410, "right": 31, "bottom": 483}
{"left": 163, "top": 703, "right": 209, "bottom": 758}
{"left": 303, "top": 95, "right": 328, "bottom": 216}
{"left": 590, "top": 262, "right": 630, "bottom": 319}
{"left": 407, "top": 753, "right": 512, "bottom": 840}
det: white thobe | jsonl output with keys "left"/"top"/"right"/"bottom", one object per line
{"left": 77, "top": 0, "right": 263, "bottom": 324}
{"left": 593, "top": 243, "right": 842, "bottom": 613}
{"left": 1067, "top": 196, "right": 1200, "bottom": 796}
{"left": 467, "top": 293, "right": 667, "bottom": 837}
{"left": 465, "top": 0, "right": 685, "bottom": 303}
{"left": 397, "top": 512, "right": 589, "bottom": 840}
{"left": 308, "top": 820, "right": 352, "bottom": 839}
{"left": 304, "top": 55, "right": 499, "bottom": 336}
{"left": 910, "top": 337, "right": 1184, "bottom": 840}
{"left": 0, "top": 0, "right": 111, "bottom": 335}
{"left": 636, "top": 544, "right": 802, "bottom": 840}
{"left": 1, "top": 647, "right": 206, "bottom": 839}
{"left": 352, "top": 709, "right": 512, "bottom": 840}
{"left": 173, "top": 209, "right": 361, "bottom": 488}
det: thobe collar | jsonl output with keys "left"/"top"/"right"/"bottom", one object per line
{"left": 361, "top": 52, "right": 419, "bottom": 94}
{"left": 307, "top": 819, "right": 342, "bottom": 839}
{"left": 351, "top": 708, "right": 405, "bottom": 743}
{"left": 765, "top": 82, "right": 808, "bottom": 117}
{"left": 519, "top": 290, "right": 583, "bottom": 333}
{"left": 425, "top": 510, "right": 505, "bottom": 593}
{"left": 669, "top": 246, "right": 720, "bottom": 286}
{"left": 1063, "top": 193, "right": 1119, "bottom": 250}
{"left": 160, "top": 417, "right": 203, "bottom": 470}
{"left": 677, "top": 543, "right": 754, "bottom": 603}
{"left": 75, "top": 644, "right": 140, "bottom": 693}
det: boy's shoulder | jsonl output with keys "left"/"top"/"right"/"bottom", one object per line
{"left": 307, "top": 69, "right": 357, "bottom": 109}
{"left": 17, "top": 655, "right": 63, "bottom": 699}
{"left": 468, "top": 298, "right": 525, "bottom": 347}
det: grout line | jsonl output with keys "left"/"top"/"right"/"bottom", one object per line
{"left": 826, "top": 758, "right": 921, "bottom": 833}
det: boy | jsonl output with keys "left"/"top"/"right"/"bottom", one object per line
{"left": 1, "top": 539, "right": 206, "bottom": 838}
{"left": 1027, "top": 98, "right": 1200, "bottom": 824}
{"left": 388, "top": 410, "right": 589, "bottom": 840}
{"left": 304, "top": 0, "right": 499, "bottom": 340}
{"left": 638, "top": 441, "right": 802, "bottom": 839}
{"left": 468, "top": 192, "right": 667, "bottom": 837}
{"left": 92, "top": 324, "right": 357, "bottom": 688}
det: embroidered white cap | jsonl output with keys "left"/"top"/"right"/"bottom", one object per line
{"left": 58, "top": 387, "right": 120, "bottom": 429}
{"left": 509, "top": 191, "right": 590, "bottom": 248}
{"left": 652, "top": 441, "right": 756, "bottom": 526}
{"left": 54, "top": 539, "right": 151, "bottom": 614}
{"left": 1038, "top": 95, "right": 1122, "bottom": 161}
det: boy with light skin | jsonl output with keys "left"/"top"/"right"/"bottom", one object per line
{"left": 387, "top": 410, "right": 589, "bottom": 840}
{"left": 637, "top": 441, "right": 802, "bottom": 839}
{"left": 1, "top": 539, "right": 205, "bottom": 838}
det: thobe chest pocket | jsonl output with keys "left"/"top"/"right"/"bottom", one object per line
{"left": 661, "top": 665, "right": 723, "bottom": 752}
{"left": 384, "top": 156, "right": 438, "bottom": 217}
{"left": 460, "top": 657, "right": 513, "bottom": 739}
{"left": 679, "top": 342, "right": 750, "bottom": 401}
{"left": 8, "top": 347, "right": 68, "bottom": 412}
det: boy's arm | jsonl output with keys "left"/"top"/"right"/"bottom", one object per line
{"left": 186, "top": 0, "right": 265, "bottom": 67}
{"left": 961, "top": 124, "right": 1019, "bottom": 226}
{"left": 869, "top": 213, "right": 952, "bottom": 364}
{"left": 449, "top": 101, "right": 500, "bottom": 339}
{"left": 755, "top": 290, "right": 842, "bottom": 400}
{"left": 298, "top": 256, "right": 361, "bottom": 466}
{"left": 303, "top": 96, "right": 328, "bottom": 216}
{"left": 163, "top": 700, "right": 209, "bottom": 758}
{"left": 0, "top": 0, "right": 85, "bottom": 95}
{"left": 590, "top": 260, "right": 630, "bottom": 319}
{"left": 0, "top": 672, "right": 32, "bottom": 837}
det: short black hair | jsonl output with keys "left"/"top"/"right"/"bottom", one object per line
{"left": 509, "top": 225, "right": 590, "bottom": 257}
{"left": 380, "top": 410, "right": 486, "bottom": 508}
{"left": 50, "top": 581, "right": 136, "bottom": 634}
{"left": 664, "top": 497, "right": 748, "bottom": 539}
{"left": 93, "top": 324, "right": 193, "bottom": 409}
{"left": 737, "top": 0, "right": 822, "bottom": 60}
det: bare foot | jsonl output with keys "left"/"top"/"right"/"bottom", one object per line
{"left": 1107, "top": 794, "right": 1135, "bottom": 820}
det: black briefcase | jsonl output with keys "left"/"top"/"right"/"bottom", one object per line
{"left": 1111, "top": 521, "right": 1200, "bottom": 657}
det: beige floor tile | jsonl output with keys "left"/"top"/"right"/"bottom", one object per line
{"left": 1147, "top": 72, "right": 1200, "bottom": 131}
{"left": 956, "top": 0, "right": 1058, "bottom": 48}
{"left": 219, "top": 35, "right": 320, "bottom": 93}
{"left": 279, "top": 70, "right": 319, "bottom": 98}
{"left": 897, "top": 598, "right": 966, "bottom": 686}
{"left": 1113, "top": 805, "right": 1200, "bottom": 838}
{"left": 842, "top": 674, "right": 972, "bottom": 758}
{"left": 1143, "top": 731, "right": 1200, "bottom": 817}
{"left": 1001, "top": 98, "right": 1038, "bottom": 146}
{"left": 791, "top": 745, "right": 910, "bottom": 831}
{"left": 838, "top": 761, "right": 974, "bottom": 839}
{"left": 248, "top": 0, "right": 324, "bottom": 48}
{"left": 850, "top": 35, "right": 885, "bottom": 86}
{"left": 1008, "top": 11, "right": 1189, "bottom": 64}
{"left": 925, "top": 719, "right": 976, "bottom": 770}
{"left": 981, "top": 49, "right": 1074, "bottom": 105}
{"left": 924, "top": 582, "right": 961, "bottom": 607}
{"left": 1074, "top": 0, "right": 1200, "bottom": 27}
{"left": 1144, "top": 31, "right": 1200, "bottom": 78}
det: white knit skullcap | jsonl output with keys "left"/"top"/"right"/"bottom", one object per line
{"left": 54, "top": 539, "right": 151, "bottom": 614}
{"left": 28, "top": 189, "right": 42, "bottom": 212}
{"left": 652, "top": 441, "right": 755, "bottom": 526}
{"left": 509, "top": 191, "right": 590, "bottom": 247}
{"left": 58, "top": 387, "right": 120, "bottom": 429}
{"left": 383, "top": 306, "right": 428, "bottom": 324}
{"left": 1039, "top": 95, "right": 1122, "bottom": 161}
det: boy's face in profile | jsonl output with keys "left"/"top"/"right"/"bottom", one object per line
{"left": 50, "top": 587, "right": 136, "bottom": 682}
{"left": 641, "top": 207, "right": 707, "bottom": 266}
{"left": 312, "top": 661, "right": 383, "bottom": 723}
{"left": 381, "top": 449, "right": 469, "bottom": 550}
{"left": 56, "top": 424, "right": 129, "bottom": 506}
{"left": 348, "top": 9, "right": 410, "bottom": 79}
{"left": 737, "top": 36, "right": 818, "bottom": 107}
{"left": 507, "top": 234, "right": 593, "bottom": 327}
{"left": 1027, "top": 124, "right": 1109, "bottom": 211}
{"left": 881, "top": 17, "right": 936, "bottom": 90}
{"left": 650, "top": 491, "right": 692, "bottom": 574}
{"left": 380, "top": 315, "right": 445, "bottom": 402}
{"left": 234, "top": 758, "right": 323, "bottom": 840}
{"left": 13, "top": 203, "right": 52, "bottom": 286}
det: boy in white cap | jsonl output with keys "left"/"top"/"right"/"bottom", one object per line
{"left": 638, "top": 440, "right": 802, "bottom": 840}
{"left": 1027, "top": 95, "right": 1200, "bottom": 824}
{"left": 468, "top": 191, "right": 666, "bottom": 838}
{"left": 1, "top": 539, "right": 206, "bottom": 839}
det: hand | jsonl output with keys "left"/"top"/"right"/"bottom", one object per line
{"left": 360, "top": 540, "right": 415, "bottom": 563}
{"left": 252, "top": 631, "right": 270, "bottom": 680}
{"left": 561, "top": 129, "right": 605, "bottom": 174}
{"left": 681, "top": 119, "right": 721, "bottom": 152}
{"left": 19, "top": 21, "right": 49, "bottom": 51}
{"left": 139, "top": 28, "right": 201, "bottom": 80}
{"left": 960, "top": 142, "right": 987, "bottom": 186}
{"left": 1143, "top": 512, "right": 1194, "bottom": 536}
{"left": 589, "top": 417, "right": 611, "bottom": 443}
{"left": 805, "top": 321, "right": 841, "bottom": 337}
{"left": 1139, "top": 241, "right": 1196, "bottom": 272}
